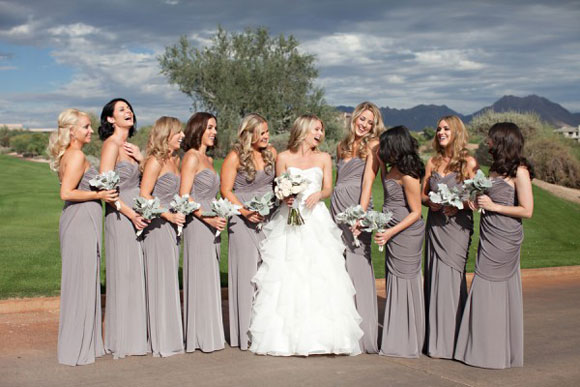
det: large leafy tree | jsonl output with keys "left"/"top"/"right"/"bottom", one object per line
{"left": 159, "top": 26, "right": 340, "bottom": 154}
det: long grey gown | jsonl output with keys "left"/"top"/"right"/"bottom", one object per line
{"left": 183, "top": 168, "right": 225, "bottom": 352}
{"left": 58, "top": 166, "right": 105, "bottom": 366}
{"left": 228, "top": 169, "right": 274, "bottom": 350}
{"left": 141, "top": 173, "right": 184, "bottom": 357}
{"left": 330, "top": 157, "right": 378, "bottom": 353}
{"left": 380, "top": 179, "right": 425, "bottom": 358}
{"left": 424, "top": 172, "right": 473, "bottom": 358}
{"left": 454, "top": 178, "right": 524, "bottom": 369}
{"left": 104, "top": 160, "right": 148, "bottom": 359}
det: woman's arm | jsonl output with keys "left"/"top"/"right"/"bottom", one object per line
{"left": 220, "top": 151, "right": 262, "bottom": 223}
{"left": 421, "top": 157, "right": 442, "bottom": 212}
{"left": 477, "top": 166, "right": 534, "bottom": 219}
{"left": 359, "top": 141, "right": 380, "bottom": 211}
{"left": 60, "top": 150, "right": 117, "bottom": 203}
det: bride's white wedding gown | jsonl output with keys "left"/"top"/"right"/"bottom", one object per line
{"left": 249, "top": 167, "right": 363, "bottom": 356}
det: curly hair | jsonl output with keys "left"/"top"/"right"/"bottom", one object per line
{"left": 231, "top": 113, "right": 275, "bottom": 182}
{"left": 378, "top": 125, "right": 425, "bottom": 179}
{"left": 337, "top": 101, "right": 384, "bottom": 160}
{"left": 98, "top": 98, "right": 136, "bottom": 140}
{"left": 287, "top": 114, "right": 324, "bottom": 152}
{"left": 431, "top": 115, "right": 471, "bottom": 182}
{"left": 47, "top": 108, "right": 89, "bottom": 172}
{"left": 141, "top": 116, "right": 182, "bottom": 172}
{"left": 488, "top": 122, "right": 535, "bottom": 179}
{"left": 182, "top": 112, "right": 217, "bottom": 152}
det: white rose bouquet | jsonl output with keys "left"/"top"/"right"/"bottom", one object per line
{"left": 133, "top": 196, "right": 167, "bottom": 237}
{"left": 244, "top": 191, "right": 276, "bottom": 231}
{"left": 169, "top": 194, "right": 201, "bottom": 236}
{"left": 462, "top": 169, "right": 493, "bottom": 213}
{"left": 360, "top": 210, "right": 393, "bottom": 252}
{"left": 335, "top": 204, "right": 367, "bottom": 247}
{"left": 202, "top": 198, "right": 242, "bottom": 236}
{"left": 274, "top": 171, "right": 309, "bottom": 226}
{"left": 89, "top": 170, "right": 121, "bottom": 210}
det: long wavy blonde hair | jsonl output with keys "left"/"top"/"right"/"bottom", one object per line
{"left": 287, "top": 114, "right": 324, "bottom": 152}
{"left": 47, "top": 108, "right": 89, "bottom": 172}
{"left": 431, "top": 115, "right": 471, "bottom": 182}
{"left": 141, "top": 116, "right": 182, "bottom": 172}
{"left": 338, "top": 101, "right": 384, "bottom": 160}
{"left": 231, "top": 113, "right": 275, "bottom": 182}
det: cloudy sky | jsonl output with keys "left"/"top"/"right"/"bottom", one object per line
{"left": 1, "top": 0, "right": 579, "bottom": 128}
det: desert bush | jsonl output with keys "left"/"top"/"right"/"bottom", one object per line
{"left": 526, "top": 138, "right": 580, "bottom": 188}
{"left": 475, "top": 139, "right": 493, "bottom": 167}
{"left": 9, "top": 133, "right": 50, "bottom": 157}
{"left": 469, "top": 109, "right": 551, "bottom": 139}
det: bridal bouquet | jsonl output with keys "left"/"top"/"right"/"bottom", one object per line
{"left": 244, "top": 191, "right": 276, "bottom": 231}
{"left": 335, "top": 204, "right": 367, "bottom": 247}
{"left": 202, "top": 198, "right": 242, "bottom": 236}
{"left": 89, "top": 170, "right": 121, "bottom": 210}
{"left": 429, "top": 183, "right": 466, "bottom": 221}
{"left": 274, "top": 171, "right": 309, "bottom": 226}
{"left": 462, "top": 169, "right": 493, "bottom": 213}
{"left": 360, "top": 210, "right": 393, "bottom": 252}
{"left": 169, "top": 194, "right": 201, "bottom": 236}
{"left": 133, "top": 196, "right": 167, "bottom": 237}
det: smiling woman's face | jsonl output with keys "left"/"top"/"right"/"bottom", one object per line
{"left": 109, "top": 100, "right": 134, "bottom": 129}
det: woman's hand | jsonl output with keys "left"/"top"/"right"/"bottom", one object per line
{"left": 204, "top": 216, "right": 227, "bottom": 231}
{"left": 351, "top": 220, "right": 362, "bottom": 237}
{"left": 305, "top": 192, "right": 321, "bottom": 209}
{"left": 98, "top": 189, "right": 119, "bottom": 204}
{"left": 442, "top": 205, "right": 459, "bottom": 217}
{"left": 244, "top": 211, "right": 264, "bottom": 224}
{"left": 477, "top": 194, "right": 498, "bottom": 212}
{"left": 374, "top": 228, "right": 395, "bottom": 247}
{"left": 164, "top": 212, "right": 185, "bottom": 227}
{"left": 123, "top": 142, "right": 143, "bottom": 162}
{"left": 130, "top": 212, "right": 150, "bottom": 230}
{"left": 467, "top": 200, "right": 479, "bottom": 211}
{"left": 283, "top": 196, "right": 295, "bottom": 207}
{"left": 427, "top": 199, "right": 442, "bottom": 212}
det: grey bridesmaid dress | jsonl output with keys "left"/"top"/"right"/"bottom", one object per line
{"left": 330, "top": 158, "right": 378, "bottom": 353}
{"left": 454, "top": 178, "right": 524, "bottom": 369}
{"left": 424, "top": 172, "right": 473, "bottom": 358}
{"left": 141, "top": 173, "right": 184, "bottom": 357}
{"left": 58, "top": 167, "right": 105, "bottom": 366}
{"left": 183, "top": 169, "right": 225, "bottom": 352}
{"left": 104, "top": 161, "right": 148, "bottom": 359}
{"left": 380, "top": 179, "right": 425, "bottom": 358}
{"left": 227, "top": 169, "right": 274, "bottom": 350}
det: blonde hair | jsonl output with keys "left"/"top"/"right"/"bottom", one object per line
{"left": 231, "top": 113, "right": 275, "bottom": 182}
{"left": 338, "top": 101, "right": 384, "bottom": 160}
{"left": 47, "top": 108, "right": 89, "bottom": 172}
{"left": 287, "top": 114, "right": 324, "bottom": 152}
{"left": 431, "top": 115, "right": 471, "bottom": 182}
{"left": 141, "top": 116, "right": 182, "bottom": 172}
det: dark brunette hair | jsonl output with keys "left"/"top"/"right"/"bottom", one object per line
{"left": 182, "top": 112, "right": 217, "bottom": 151}
{"left": 378, "top": 125, "right": 425, "bottom": 179}
{"left": 488, "top": 122, "right": 534, "bottom": 179}
{"left": 98, "top": 98, "right": 136, "bottom": 140}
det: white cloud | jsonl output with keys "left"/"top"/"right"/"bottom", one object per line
{"left": 414, "top": 50, "right": 485, "bottom": 71}
{"left": 301, "top": 33, "right": 394, "bottom": 66}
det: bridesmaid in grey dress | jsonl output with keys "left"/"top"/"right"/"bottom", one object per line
{"left": 359, "top": 126, "right": 425, "bottom": 358}
{"left": 455, "top": 122, "right": 534, "bottom": 369}
{"left": 139, "top": 117, "right": 185, "bottom": 357}
{"left": 48, "top": 108, "right": 118, "bottom": 366}
{"left": 98, "top": 98, "right": 149, "bottom": 359}
{"left": 330, "top": 102, "right": 384, "bottom": 353}
{"left": 180, "top": 112, "right": 227, "bottom": 353}
{"left": 220, "top": 113, "right": 276, "bottom": 350}
{"left": 422, "top": 116, "right": 477, "bottom": 358}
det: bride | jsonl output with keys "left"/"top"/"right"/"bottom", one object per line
{"left": 248, "top": 114, "right": 363, "bottom": 356}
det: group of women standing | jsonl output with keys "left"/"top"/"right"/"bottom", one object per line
{"left": 49, "top": 98, "right": 533, "bottom": 370}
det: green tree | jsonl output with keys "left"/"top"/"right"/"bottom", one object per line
{"left": 159, "top": 26, "right": 340, "bottom": 154}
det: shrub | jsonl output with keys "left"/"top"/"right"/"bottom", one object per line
{"left": 9, "top": 133, "right": 49, "bottom": 157}
{"left": 475, "top": 140, "right": 492, "bottom": 167}
{"left": 527, "top": 138, "right": 580, "bottom": 188}
{"left": 469, "top": 109, "right": 551, "bottom": 139}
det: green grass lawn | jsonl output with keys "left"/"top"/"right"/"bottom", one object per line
{"left": 0, "top": 154, "right": 579, "bottom": 299}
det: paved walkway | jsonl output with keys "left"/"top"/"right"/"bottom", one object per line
{"left": 1, "top": 267, "right": 579, "bottom": 387}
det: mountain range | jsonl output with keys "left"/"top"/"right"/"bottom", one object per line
{"left": 336, "top": 95, "right": 580, "bottom": 131}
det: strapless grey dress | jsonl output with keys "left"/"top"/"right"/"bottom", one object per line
{"left": 227, "top": 169, "right": 274, "bottom": 350}
{"left": 182, "top": 169, "right": 225, "bottom": 352}
{"left": 454, "top": 178, "right": 524, "bottom": 369}
{"left": 141, "top": 173, "right": 184, "bottom": 357}
{"left": 104, "top": 161, "right": 148, "bottom": 359}
{"left": 424, "top": 172, "right": 473, "bottom": 358}
{"left": 379, "top": 179, "right": 425, "bottom": 358}
{"left": 330, "top": 157, "right": 378, "bottom": 353}
{"left": 57, "top": 166, "right": 105, "bottom": 366}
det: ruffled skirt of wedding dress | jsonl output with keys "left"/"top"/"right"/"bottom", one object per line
{"left": 249, "top": 203, "right": 363, "bottom": 356}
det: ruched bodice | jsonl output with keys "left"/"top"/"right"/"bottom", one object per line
{"left": 152, "top": 173, "right": 180, "bottom": 208}
{"left": 289, "top": 167, "right": 322, "bottom": 212}
{"left": 191, "top": 169, "right": 220, "bottom": 210}
{"left": 233, "top": 169, "right": 274, "bottom": 202}
{"left": 115, "top": 161, "right": 140, "bottom": 205}
{"left": 475, "top": 178, "right": 523, "bottom": 281}
{"left": 335, "top": 158, "right": 365, "bottom": 187}
{"left": 383, "top": 179, "right": 424, "bottom": 230}
{"left": 63, "top": 166, "right": 100, "bottom": 210}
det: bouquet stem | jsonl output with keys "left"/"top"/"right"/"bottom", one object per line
{"left": 353, "top": 234, "right": 360, "bottom": 247}
{"left": 177, "top": 225, "right": 183, "bottom": 237}
{"left": 287, "top": 208, "right": 305, "bottom": 226}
